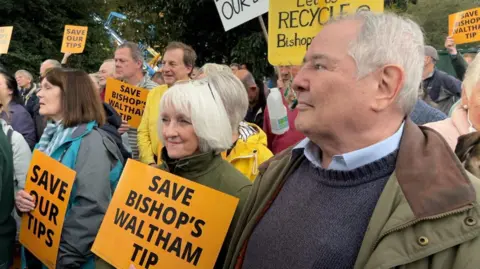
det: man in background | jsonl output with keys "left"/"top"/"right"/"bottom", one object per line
{"left": 114, "top": 42, "right": 158, "bottom": 159}
{"left": 138, "top": 41, "right": 195, "bottom": 165}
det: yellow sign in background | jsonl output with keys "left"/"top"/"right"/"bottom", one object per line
{"left": 449, "top": 7, "right": 480, "bottom": 45}
{"left": 268, "top": 0, "right": 384, "bottom": 66}
{"left": 61, "top": 25, "right": 88, "bottom": 53}
{"left": 105, "top": 78, "right": 149, "bottom": 128}
{"left": 19, "top": 150, "right": 76, "bottom": 269}
{"left": 92, "top": 160, "right": 239, "bottom": 269}
{"left": 0, "top": 26, "right": 13, "bottom": 54}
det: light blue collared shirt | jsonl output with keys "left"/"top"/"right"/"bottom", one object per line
{"left": 294, "top": 122, "right": 405, "bottom": 171}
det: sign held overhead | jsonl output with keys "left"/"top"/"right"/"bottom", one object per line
{"left": 215, "top": 0, "right": 269, "bottom": 31}
{"left": 61, "top": 25, "right": 88, "bottom": 54}
{"left": 0, "top": 26, "right": 13, "bottom": 54}
{"left": 449, "top": 7, "right": 480, "bottom": 45}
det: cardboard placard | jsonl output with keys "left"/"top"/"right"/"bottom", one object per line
{"left": 449, "top": 7, "right": 480, "bottom": 45}
{"left": 215, "top": 0, "right": 269, "bottom": 31}
{"left": 92, "top": 160, "right": 239, "bottom": 269}
{"left": 105, "top": 78, "right": 149, "bottom": 128}
{"left": 61, "top": 25, "right": 88, "bottom": 53}
{"left": 19, "top": 150, "right": 76, "bottom": 269}
{"left": 268, "top": 0, "right": 384, "bottom": 65}
{"left": 0, "top": 26, "right": 13, "bottom": 54}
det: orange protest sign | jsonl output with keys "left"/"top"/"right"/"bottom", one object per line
{"left": 0, "top": 26, "right": 13, "bottom": 54}
{"left": 61, "top": 25, "right": 88, "bottom": 53}
{"left": 449, "top": 7, "right": 480, "bottom": 45}
{"left": 92, "top": 160, "right": 239, "bottom": 269}
{"left": 105, "top": 78, "right": 149, "bottom": 128}
{"left": 19, "top": 150, "right": 76, "bottom": 269}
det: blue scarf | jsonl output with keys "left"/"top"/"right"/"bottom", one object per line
{"left": 37, "top": 120, "right": 76, "bottom": 156}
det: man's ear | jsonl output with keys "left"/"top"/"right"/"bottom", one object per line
{"left": 186, "top": 65, "right": 193, "bottom": 75}
{"left": 371, "top": 64, "right": 404, "bottom": 112}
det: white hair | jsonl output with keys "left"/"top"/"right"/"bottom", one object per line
{"left": 198, "top": 63, "right": 232, "bottom": 76}
{"left": 330, "top": 12, "right": 425, "bottom": 115}
{"left": 41, "top": 59, "right": 61, "bottom": 68}
{"left": 463, "top": 54, "right": 480, "bottom": 99}
{"left": 158, "top": 79, "right": 232, "bottom": 154}
{"left": 15, "top": 70, "right": 33, "bottom": 81}
{"left": 206, "top": 71, "right": 249, "bottom": 132}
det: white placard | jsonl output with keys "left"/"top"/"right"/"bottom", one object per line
{"left": 215, "top": 0, "right": 269, "bottom": 31}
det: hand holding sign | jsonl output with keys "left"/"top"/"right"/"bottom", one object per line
{"left": 61, "top": 25, "right": 88, "bottom": 54}
{"left": 16, "top": 190, "right": 36, "bottom": 212}
{"left": 19, "top": 150, "right": 76, "bottom": 269}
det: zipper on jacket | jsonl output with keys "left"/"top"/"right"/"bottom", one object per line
{"left": 371, "top": 204, "right": 474, "bottom": 252}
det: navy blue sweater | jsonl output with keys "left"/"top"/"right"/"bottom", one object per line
{"left": 242, "top": 150, "right": 398, "bottom": 269}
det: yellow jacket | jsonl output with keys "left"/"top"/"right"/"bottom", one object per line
{"left": 224, "top": 122, "right": 273, "bottom": 181}
{"left": 138, "top": 84, "right": 169, "bottom": 164}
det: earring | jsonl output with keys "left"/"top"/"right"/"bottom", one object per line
{"left": 463, "top": 105, "right": 468, "bottom": 110}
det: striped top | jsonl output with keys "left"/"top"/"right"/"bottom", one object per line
{"left": 127, "top": 75, "right": 159, "bottom": 160}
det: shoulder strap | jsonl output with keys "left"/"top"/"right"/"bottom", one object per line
{"left": 7, "top": 128, "right": 13, "bottom": 145}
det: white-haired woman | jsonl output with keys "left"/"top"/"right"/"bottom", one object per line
{"left": 426, "top": 54, "right": 480, "bottom": 149}
{"left": 96, "top": 79, "right": 252, "bottom": 269}
{"left": 160, "top": 79, "right": 251, "bottom": 268}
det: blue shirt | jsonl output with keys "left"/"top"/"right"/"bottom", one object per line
{"left": 294, "top": 122, "right": 405, "bottom": 170}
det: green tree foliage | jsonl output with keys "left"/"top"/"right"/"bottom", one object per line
{"left": 405, "top": 0, "right": 479, "bottom": 49}
{"left": 105, "top": 0, "right": 272, "bottom": 79}
{"left": 0, "top": 0, "right": 112, "bottom": 77}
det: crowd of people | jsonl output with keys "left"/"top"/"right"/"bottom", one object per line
{"left": 0, "top": 10, "right": 479, "bottom": 269}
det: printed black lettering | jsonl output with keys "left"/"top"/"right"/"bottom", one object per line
{"left": 49, "top": 202, "right": 59, "bottom": 225}
{"left": 154, "top": 228, "right": 172, "bottom": 249}
{"left": 114, "top": 208, "right": 130, "bottom": 227}
{"left": 182, "top": 242, "right": 203, "bottom": 266}
{"left": 278, "top": 12, "right": 289, "bottom": 29}
{"left": 46, "top": 229, "right": 54, "bottom": 247}
{"left": 139, "top": 196, "right": 153, "bottom": 213}
{"left": 147, "top": 223, "right": 159, "bottom": 242}
{"left": 126, "top": 190, "right": 138, "bottom": 207}
{"left": 289, "top": 10, "right": 299, "bottom": 28}
{"left": 58, "top": 181, "right": 68, "bottom": 202}
{"left": 162, "top": 207, "right": 177, "bottom": 225}
{"left": 182, "top": 188, "right": 194, "bottom": 206}
{"left": 149, "top": 200, "right": 165, "bottom": 219}
{"left": 191, "top": 219, "right": 206, "bottom": 238}
{"left": 30, "top": 165, "right": 41, "bottom": 183}
{"left": 175, "top": 212, "right": 190, "bottom": 229}
{"left": 167, "top": 237, "right": 182, "bottom": 258}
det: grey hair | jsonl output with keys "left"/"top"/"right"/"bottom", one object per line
{"left": 206, "top": 71, "right": 249, "bottom": 132}
{"left": 103, "top": 58, "right": 115, "bottom": 64}
{"left": 329, "top": 12, "right": 425, "bottom": 115}
{"left": 198, "top": 63, "right": 232, "bottom": 76}
{"left": 463, "top": 54, "right": 480, "bottom": 99}
{"left": 158, "top": 79, "right": 232, "bottom": 154}
{"left": 15, "top": 70, "right": 33, "bottom": 81}
{"left": 117, "top": 41, "right": 143, "bottom": 63}
{"left": 42, "top": 59, "right": 61, "bottom": 68}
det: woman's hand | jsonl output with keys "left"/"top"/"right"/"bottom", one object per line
{"left": 15, "top": 190, "right": 35, "bottom": 212}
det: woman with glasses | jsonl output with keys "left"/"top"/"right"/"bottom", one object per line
{"left": 15, "top": 68, "right": 124, "bottom": 269}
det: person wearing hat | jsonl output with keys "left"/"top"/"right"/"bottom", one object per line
{"left": 421, "top": 45, "right": 462, "bottom": 114}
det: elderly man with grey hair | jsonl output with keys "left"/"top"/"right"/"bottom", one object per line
{"left": 114, "top": 41, "right": 158, "bottom": 159}
{"left": 224, "top": 12, "right": 480, "bottom": 269}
